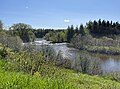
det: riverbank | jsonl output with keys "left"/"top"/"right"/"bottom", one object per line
{"left": 43, "top": 35, "right": 120, "bottom": 55}
{"left": 83, "top": 46, "right": 120, "bottom": 55}
{"left": 23, "top": 38, "right": 120, "bottom": 72}
{"left": 69, "top": 43, "right": 120, "bottom": 55}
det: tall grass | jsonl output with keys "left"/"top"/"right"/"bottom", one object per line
{"left": 0, "top": 45, "right": 120, "bottom": 88}
{"left": 0, "top": 59, "right": 120, "bottom": 89}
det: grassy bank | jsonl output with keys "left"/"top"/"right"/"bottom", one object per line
{"left": 84, "top": 45, "right": 120, "bottom": 54}
{"left": 0, "top": 59, "right": 120, "bottom": 89}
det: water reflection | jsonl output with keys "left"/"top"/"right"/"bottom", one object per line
{"left": 101, "top": 56, "right": 120, "bottom": 71}
{"left": 31, "top": 38, "right": 120, "bottom": 72}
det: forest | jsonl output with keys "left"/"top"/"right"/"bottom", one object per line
{"left": 0, "top": 19, "right": 120, "bottom": 88}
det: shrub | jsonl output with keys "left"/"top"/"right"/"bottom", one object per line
{"left": 6, "top": 51, "right": 44, "bottom": 74}
{"left": 73, "top": 52, "right": 102, "bottom": 75}
{"left": 0, "top": 47, "right": 8, "bottom": 58}
{"left": 0, "top": 32, "right": 23, "bottom": 52}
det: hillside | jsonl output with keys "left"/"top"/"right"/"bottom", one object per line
{"left": 0, "top": 59, "right": 120, "bottom": 89}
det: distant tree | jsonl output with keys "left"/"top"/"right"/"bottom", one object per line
{"left": 98, "top": 19, "right": 102, "bottom": 33}
{"left": 102, "top": 20, "right": 106, "bottom": 27}
{"left": 71, "top": 34, "right": 83, "bottom": 48}
{"left": 44, "top": 30, "right": 67, "bottom": 43}
{"left": 10, "top": 23, "right": 35, "bottom": 42}
{"left": 101, "top": 20, "right": 107, "bottom": 33}
{"left": 116, "top": 22, "right": 119, "bottom": 26}
{"left": 86, "top": 20, "right": 93, "bottom": 30}
{"left": 67, "top": 26, "right": 71, "bottom": 42}
{"left": 67, "top": 25, "right": 74, "bottom": 42}
{"left": 110, "top": 21, "right": 113, "bottom": 25}
{"left": 92, "top": 20, "right": 98, "bottom": 34}
{"left": 79, "top": 24, "right": 85, "bottom": 36}
{"left": 106, "top": 21, "right": 110, "bottom": 27}
{"left": 98, "top": 19, "right": 102, "bottom": 26}
{"left": 86, "top": 20, "right": 120, "bottom": 36}
{"left": 75, "top": 25, "right": 79, "bottom": 34}
{"left": 10, "top": 23, "right": 32, "bottom": 30}
{"left": 112, "top": 23, "right": 116, "bottom": 27}
{"left": 33, "top": 29, "right": 52, "bottom": 38}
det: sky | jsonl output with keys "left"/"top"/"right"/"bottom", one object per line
{"left": 0, "top": 0, "right": 120, "bottom": 29}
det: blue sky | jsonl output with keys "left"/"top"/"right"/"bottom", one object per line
{"left": 0, "top": 0, "right": 120, "bottom": 29}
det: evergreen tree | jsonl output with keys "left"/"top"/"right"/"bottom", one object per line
{"left": 106, "top": 21, "right": 110, "bottom": 27}
{"left": 92, "top": 20, "right": 98, "bottom": 34}
{"left": 67, "top": 25, "right": 74, "bottom": 42}
{"left": 98, "top": 19, "right": 102, "bottom": 26}
{"left": 80, "top": 24, "right": 85, "bottom": 36}
{"left": 98, "top": 19, "right": 102, "bottom": 33}
{"left": 75, "top": 26, "right": 79, "bottom": 34}
{"left": 86, "top": 21, "right": 93, "bottom": 30}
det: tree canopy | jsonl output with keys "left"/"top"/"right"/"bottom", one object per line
{"left": 9, "top": 23, "right": 35, "bottom": 42}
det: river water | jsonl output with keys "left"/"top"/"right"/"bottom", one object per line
{"left": 33, "top": 38, "right": 120, "bottom": 72}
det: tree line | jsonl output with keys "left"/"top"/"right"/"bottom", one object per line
{"left": 87, "top": 19, "right": 120, "bottom": 37}
{"left": 0, "top": 19, "right": 120, "bottom": 44}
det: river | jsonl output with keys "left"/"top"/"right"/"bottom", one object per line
{"left": 31, "top": 38, "right": 120, "bottom": 72}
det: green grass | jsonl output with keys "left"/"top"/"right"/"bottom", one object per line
{"left": 0, "top": 60, "right": 120, "bottom": 89}
{"left": 84, "top": 45, "right": 120, "bottom": 54}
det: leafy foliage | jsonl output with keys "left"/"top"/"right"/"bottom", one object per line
{"left": 44, "top": 30, "right": 67, "bottom": 43}
{"left": 1, "top": 19, "right": 120, "bottom": 88}
{"left": 34, "top": 29, "right": 53, "bottom": 38}
{"left": 0, "top": 47, "right": 8, "bottom": 58}
{"left": 0, "top": 59, "right": 120, "bottom": 89}
{"left": 9, "top": 23, "right": 35, "bottom": 42}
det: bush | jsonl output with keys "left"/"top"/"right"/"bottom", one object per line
{"left": 5, "top": 46, "right": 58, "bottom": 77}
{"left": 6, "top": 51, "right": 44, "bottom": 74}
{"left": 0, "top": 32, "right": 23, "bottom": 52}
{"left": 0, "top": 47, "right": 8, "bottom": 58}
{"left": 73, "top": 52, "right": 102, "bottom": 75}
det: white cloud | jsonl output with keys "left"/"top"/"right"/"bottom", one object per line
{"left": 25, "top": 6, "right": 29, "bottom": 9}
{"left": 64, "top": 19, "right": 70, "bottom": 23}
